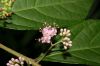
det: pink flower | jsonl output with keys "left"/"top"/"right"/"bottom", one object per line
{"left": 42, "top": 26, "right": 57, "bottom": 37}
{"left": 39, "top": 26, "right": 57, "bottom": 43}
{"left": 40, "top": 36, "right": 51, "bottom": 43}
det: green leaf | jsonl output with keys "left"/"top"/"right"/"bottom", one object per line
{"left": 43, "top": 20, "right": 100, "bottom": 66}
{"left": 0, "top": 0, "right": 93, "bottom": 30}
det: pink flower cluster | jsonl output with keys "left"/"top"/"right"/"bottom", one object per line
{"left": 39, "top": 26, "right": 57, "bottom": 43}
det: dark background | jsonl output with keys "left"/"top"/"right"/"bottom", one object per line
{"left": 0, "top": 0, "right": 100, "bottom": 66}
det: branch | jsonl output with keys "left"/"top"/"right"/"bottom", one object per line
{"left": 0, "top": 43, "right": 41, "bottom": 66}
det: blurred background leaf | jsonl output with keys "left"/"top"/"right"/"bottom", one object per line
{"left": 0, "top": 0, "right": 93, "bottom": 30}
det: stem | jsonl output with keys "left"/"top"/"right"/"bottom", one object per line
{"left": 36, "top": 45, "right": 53, "bottom": 63}
{"left": 0, "top": 43, "right": 41, "bottom": 66}
{"left": 36, "top": 38, "right": 63, "bottom": 63}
